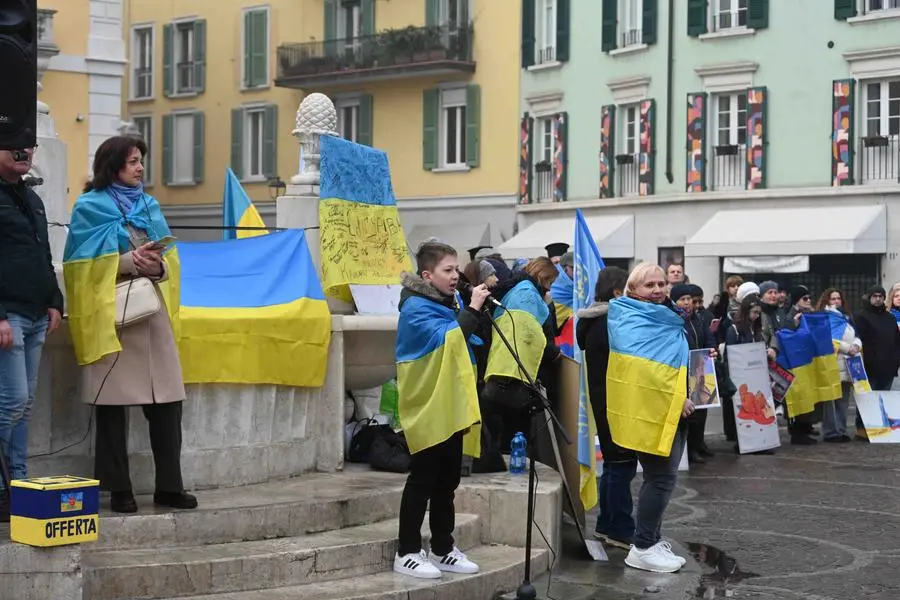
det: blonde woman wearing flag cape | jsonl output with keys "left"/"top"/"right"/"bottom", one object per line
{"left": 64, "top": 136, "right": 195, "bottom": 515}
{"left": 606, "top": 262, "right": 691, "bottom": 573}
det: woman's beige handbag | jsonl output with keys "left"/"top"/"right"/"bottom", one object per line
{"left": 115, "top": 277, "right": 161, "bottom": 327}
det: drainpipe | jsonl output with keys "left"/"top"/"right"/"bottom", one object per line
{"left": 665, "top": 0, "right": 675, "bottom": 184}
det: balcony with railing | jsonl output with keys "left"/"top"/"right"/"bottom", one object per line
{"left": 275, "top": 23, "right": 475, "bottom": 88}
{"left": 711, "top": 144, "right": 747, "bottom": 190}
{"left": 534, "top": 160, "right": 553, "bottom": 202}
{"left": 859, "top": 135, "right": 900, "bottom": 184}
{"left": 615, "top": 153, "right": 639, "bottom": 197}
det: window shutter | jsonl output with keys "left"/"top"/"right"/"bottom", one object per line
{"left": 422, "top": 88, "right": 439, "bottom": 170}
{"left": 601, "top": 0, "right": 617, "bottom": 53}
{"left": 642, "top": 0, "right": 659, "bottom": 45}
{"left": 599, "top": 104, "right": 616, "bottom": 198}
{"left": 193, "top": 20, "right": 206, "bottom": 93}
{"left": 465, "top": 84, "right": 480, "bottom": 168}
{"left": 553, "top": 112, "right": 568, "bottom": 201}
{"left": 193, "top": 111, "right": 205, "bottom": 184}
{"left": 162, "top": 114, "right": 173, "bottom": 185}
{"left": 746, "top": 0, "right": 769, "bottom": 29}
{"left": 324, "top": 0, "right": 337, "bottom": 57}
{"left": 243, "top": 12, "right": 253, "bottom": 88}
{"left": 362, "top": 0, "right": 375, "bottom": 35}
{"left": 231, "top": 108, "right": 244, "bottom": 179}
{"left": 687, "top": 0, "right": 708, "bottom": 37}
{"left": 521, "top": 0, "right": 535, "bottom": 68}
{"left": 248, "top": 10, "right": 268, "bottom": 87}
{"left": 556, "top": 0, "right": 571, "bottom": 62}
{"left": 638, "top": 99, "right": 655, "bottom": 196}
{"left": 686, "top": 92, "right": 707, "bottom": 192}
{"left": 834, "top": 0, "right": 857, "bottom": 20}
{"left": 832, "top": 79, "right": 855, "bottom": 186}
{"left": 425, "top": 0, "right": 439, "bottom": 26}
{"left": 162, "top": 24, "right": 173, "bottom": 97}
{"left": 519, "top": 113, "right": 534, "bottom": 204}
{"left": 745, "top": 87, "right": 766, "bottom": 190}
{"left": 263, "top": 104, "right": 278, "bottom": 178}
{"left": 357, "top": 94, "right": 373, "bottom": 147}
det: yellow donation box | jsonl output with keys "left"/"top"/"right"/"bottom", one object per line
{"left": 9, "top": 476, "right": 100, "bottom": 547}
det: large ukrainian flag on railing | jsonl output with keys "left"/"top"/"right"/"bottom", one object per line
{"left": 573, "top": 209, "right": 603, "bottom": 509}
{"left": 318, "top": 135, "right": 411, "bottom": 302}
{"left": 776, "top": 313, "right": 842, "bottom": 417}
{"left": 607, "top": 296, "right": 689, "bottom": 456}
{"left": 177, "top": 229, "right": 331, "bottom": 387}
{"left": 63, "top": 190, "right": 180, "bottom": 365}
{"left": 222, "top": 167, "right": 268, "bottom": 240}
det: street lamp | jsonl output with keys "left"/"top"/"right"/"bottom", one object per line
{"left": 267, "top": 176, "right": 286, "bottom": 201}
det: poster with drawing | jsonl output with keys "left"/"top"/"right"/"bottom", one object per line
{"left": 855, "top": 391, "right": 900, "bottom": 443}
{"left": 689, "top": 349, "right": 720, "bottom": 409}
{"left": 768, "top": 360, "right": 795, "bottom": 405}
{"left": 727, "top": 342, "right": 781, "bottom": 454}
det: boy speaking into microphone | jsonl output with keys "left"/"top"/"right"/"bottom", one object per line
{"left": 393, "top": 239, "right": 489, "bottom": 579}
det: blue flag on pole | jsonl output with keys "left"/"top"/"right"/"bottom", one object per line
{"left": 573, "top": 209, "right": 605, "bottom": 510}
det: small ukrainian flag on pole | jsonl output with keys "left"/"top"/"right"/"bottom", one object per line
{"left": 222, "top": 167, "right": 269, "bottom": 240}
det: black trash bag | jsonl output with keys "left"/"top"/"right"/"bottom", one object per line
{"left": 369, "top": 429, "right": 411, "bottom": 473}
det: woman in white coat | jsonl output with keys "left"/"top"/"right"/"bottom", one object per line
{"left": 817, "top": 289, "right": 862, "bottom": 442}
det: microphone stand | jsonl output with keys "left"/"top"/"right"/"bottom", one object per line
{"left": 483, "top": 305, "right": 571, "bottom": 600}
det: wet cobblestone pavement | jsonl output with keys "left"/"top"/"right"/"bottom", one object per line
{"left": 534, "top": 429, "right": 900, "bottom": 600}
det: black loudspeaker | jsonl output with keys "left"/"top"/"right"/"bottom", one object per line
{"left": 0, "top": 0, "right": 37, "bottom": 151}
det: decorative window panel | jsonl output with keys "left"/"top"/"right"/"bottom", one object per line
{"left": 686, "top": 92, "right": 707, "bottom": 193}
{"left": 745, "top": 86, "right": 766, "bottom": 190}
{"left": 638, "top": 99, "right": 655, "bottom": 196}
{"left": 599, "top": 104, "right": 616, "bottom": 198}
{"left": 552, "top": 112, "right": 568, "bottom": 201}
{"left": 519, "top": 113, "right": 534, "bottom": 204}
{"left": 832, "top": 79, "right": 855, "bottom": 187}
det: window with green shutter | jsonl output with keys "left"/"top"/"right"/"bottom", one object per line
{"left": 324, "top": 0, "right": 338, "bottom": 57}
{"left": 422, "top": 88, "right": 439, "bottom": 170}
{"left": 687, "top": 0, "right": 708, "bottom": 36}
{"left": 243, "top": 8, "right": 269, "bottom": 89}
{"left": 357, "top": 94, "right": 373, "bottom": 147}
{"left": 521, "top": 0, "right": 536, "bottom": 67}
{"left": 192, "top": 20, "right": 206, "bottom": 94}
{"left": 465, "top": 84, "right": 480, "bottom": 168}
{"left": 230, "top": 108, "right": 244, "bottom": 180}
{"left": 834, "top": 0, "right": 857, "bottom": 20}
{"left": 162, "top": 114, "right": 173, "bottom": 185}
{"left": 162, "top": 24, "right": 174, "bottom": 97}
{"left": 193, "top": 111, "right": 205, "bottom": 184}
{"left": 262, "top": 104, "right": 278, "bottom": 178}
{"left": 601, "top": 0, "right": 617, "bottom": 53}
{"left": 556, "top": 0, "right": 570, "bottom": 62}
{"left": 426, "top": 0, "right": 439, "bottom": 26}
{"left": 362, "top": 0, "right": 375, "bottom": 35}
{"left": 746, "top": 0, "right": 769, "bottom": 30}
{"left": 642, "top": 0, "right": 659, "bottom": 45}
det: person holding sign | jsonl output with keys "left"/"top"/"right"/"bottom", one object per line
{"left": 818, "top": 289, "right": 861, "bottom": 443}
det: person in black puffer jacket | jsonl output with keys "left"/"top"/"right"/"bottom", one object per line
{"left": 575, "top": 266, "right": 635, "bottom": 550}
{"left": 853, "top": 286, "right": 900, "bottom": 437}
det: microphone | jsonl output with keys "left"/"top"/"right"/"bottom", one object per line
{"left": 456, "top": 278, "right": 503, "bottom": 308}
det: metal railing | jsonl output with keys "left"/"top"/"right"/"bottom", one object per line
{"left": 133, "top": 67, "right": 152, "bottom": 99}
{"left": 621, "top": 28, "right": 642, "bottom": 47}
{"left": 277, "top": 23, "right": 474, "bottom": 80}
{"left": 860, "top": 135, "right": 900, "bottom": 184}
{"left": 534, "top": 161, "right": 553, "bottom": 202}
{"left": 711, "top": 144, "right": 747, "bottom": 190}
{"left": 615, "top": 153, "right": 639, "bottom": 196}
{"left": 176, "top": 62, "right": 194, "bottom": 93}
{"left": 536, "top": 45, "right": 556, "bottom": 65}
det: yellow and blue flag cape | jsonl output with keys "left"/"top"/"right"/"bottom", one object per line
{"left": 396, "top": 294, "right": 481, "bottom": 456}
{"left": 177, "top": 229, "right": 331, "bottom": 387}
{"left": 485, "top": 280, "right": 549, "bottom": 383}
{"left": 318, "top": 135, "right": 411, "bottom": 302}
{"left": 63, "top": 189, "right": 179, "bottom": 365}
{"left": 550, "top": 264, "right": 574, "bottom": 329}
{"left": 776, "top": 313, "right": 842, "bottom": 416}
{"left": 572, "top": 209, "right": 604, "bottom": 510}
{"left": 222, "top": 167, "right": 268, "bottom": 240}
{"left": 607, "top": 296, "right": 689, "bottom": 456}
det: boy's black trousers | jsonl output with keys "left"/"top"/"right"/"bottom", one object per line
{"left": 397, "top": 431, "right": 464, "bottom": 557}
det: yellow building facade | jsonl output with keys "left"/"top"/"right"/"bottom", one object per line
{"left": 123, "top": 0, "right": 520, "bottom": 248}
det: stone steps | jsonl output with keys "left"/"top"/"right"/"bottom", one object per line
{"left": 83, "top": 513, "right": 482, "bottom": 600}
{"left": 163, "top": 545, "right": 548, "bottom": 600}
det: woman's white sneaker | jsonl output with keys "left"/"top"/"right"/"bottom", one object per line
{"left": 428, "top": 547, "right": 480, "bottom": 574}
{"left": 625, "top": 542, "right": 683, "bottom": 573}
{"left": 656, "top": 541, "right": 687, "bottom": 566}
{"left": 394, "top": 550, "right": 442, "bottom": 579}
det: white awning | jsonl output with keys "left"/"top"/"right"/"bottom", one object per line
{"left": 495, "top": 214, "right": 634, "bottom": 259}
{"left": 406, "top": 223, "right": 490, "bottom": 259}
{"left": 685, "top": 205, "right": 887, "bottom": 257}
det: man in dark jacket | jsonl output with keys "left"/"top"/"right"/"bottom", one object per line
{"left": 575, "top": 266, "right": 634, "bottom": 549}
{"left": 853, "top": 286, "right": 900, "bottom": 436}
{"left": 0, "top": 147, "right": 63, "bottom": 521}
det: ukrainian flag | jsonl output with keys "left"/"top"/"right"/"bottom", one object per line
{"left": 485, "top": 280, "right": 549, "bottom": 383}
{"left": 776, "top": 313, "right": 842, "bottom": 417}
{"left": 606, "top": 296, "right": 689, "bottom": 456}
{"left": 176, "top": 229, "right": 331, "bottom": 387}
{"left": 396, "top": 295, "right": 481, "bottom": 457}
{"left": 222, "top": 167, "right": 268, "bottom": 240}
{"left": 572, "top": 209, "right": 604, "bottom": 509}
{"left": 550, "top": 264, "right": 574, "bottom": 328}
{"left": 827, "top": 310, "right": 850, "bottom": 353}
{"left": 63, "top": 190, "right": 180, "bottom": 365}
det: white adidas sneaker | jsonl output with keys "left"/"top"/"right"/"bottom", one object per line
{"left": 625, "top": 542, "right": 683, "bottom": 573}
{"left": 394, "top": 550, "right": 442, "bottom": 579}
{"left": 429, "top": 546, "right": 480, "bottom": 574}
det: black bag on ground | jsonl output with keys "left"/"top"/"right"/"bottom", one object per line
{"left": 369, "top": 429, "right": 411, "bottom": 473}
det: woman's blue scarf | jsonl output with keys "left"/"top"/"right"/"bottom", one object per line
{"left": 891, "top": 307, "right": 900, "bottom": 324}
{"left": 108, "top": 182, "right": 144, "bottom": 215}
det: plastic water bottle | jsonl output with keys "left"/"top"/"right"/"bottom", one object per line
{"left": 509, "top": 432, "right": 527, "bottom": 474}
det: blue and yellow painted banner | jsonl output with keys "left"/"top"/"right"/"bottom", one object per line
{"left": 10, "top": 476, "right": 99, "bottom": 547}
{"left": 396, "top": 295, "right": 481, "bottom": 456}
{"left": 177, "top": 229, "right": 331, "bottom": 387}
{"left": 222, "top": 167, "right": 268, "bottom": 239}
{"left": 607, "top": 296, "right": 689, "bottom": 456}
{"left": 318, "top": 135, "right": 411, "bottom": 302}
{"left": 485, "top": 280, "right": 549, "bottom": 383}
{"left": 63, "top": 189, "right": 179, "bottom": 365}
{"left": 776, "top": 313, "right": 842, "bottom": 417}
